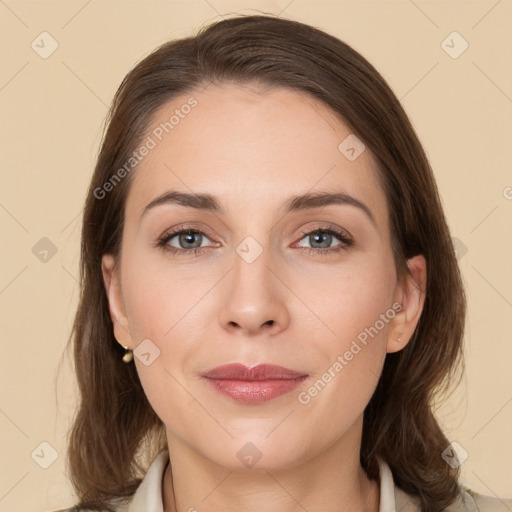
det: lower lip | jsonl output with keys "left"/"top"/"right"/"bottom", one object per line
{"left": 204, "top": 377, "right": 308, "bottom": 403}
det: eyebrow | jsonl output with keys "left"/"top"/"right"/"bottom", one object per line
{"left": 141, "top": 190, "right": 376, "bottom": 226}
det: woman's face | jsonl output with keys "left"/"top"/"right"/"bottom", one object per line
{"left": 103, "top": 82, "right": 425, "bottom": 470}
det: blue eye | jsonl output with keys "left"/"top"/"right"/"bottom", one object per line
{"left": 299, "top": 226, "right": 353, "bottom": 255}
{"left": 156, "top": 228, "right": 214, "bottom": 256}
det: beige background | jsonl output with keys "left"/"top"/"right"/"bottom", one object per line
{"left": 1, "top": 0, "right": 511, "bottom": 510}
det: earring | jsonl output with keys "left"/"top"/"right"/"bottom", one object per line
{"left": 115, "top": 338, "right": 133, "bottom": 363}
{"left": 397, "top": 337, "right": 403, "bottom": 343}
{"left": 122, "top": 348, "right": 134, "bottom": 363}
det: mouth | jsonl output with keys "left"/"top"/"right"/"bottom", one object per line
{"left": 201, "top": 363, "right": 309, "bottom": 403}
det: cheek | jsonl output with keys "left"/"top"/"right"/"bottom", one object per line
{"left": 134, "top": 357, "right": 208, "bottom": 449}
{"left": 120, "top": 247, "right": 208, "bottom": 341}
{"left": 119, "top": 249, "right": 211, "bottom": 422}
{"left": 121, "top": 255, "right": 202, "bottom": 432}
{"left": 295, "top": 251, "right": 396, "bottom": 347}
{"left": 294, "top": 257, "right": 394, "bottom": 412}
{"left": 123, "top": 278, "right": 174, "bottom": 341}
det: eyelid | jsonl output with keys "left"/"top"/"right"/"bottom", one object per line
{"left": 295, "top": 224, "right": 352, "bottom": 244}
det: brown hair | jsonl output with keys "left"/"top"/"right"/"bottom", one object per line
{"left": 61, "top": 13, "right": 466, "bottom": 512}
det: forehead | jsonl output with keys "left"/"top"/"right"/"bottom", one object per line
{"left": 124, "top": 83, "right": 387, "bottom": 224}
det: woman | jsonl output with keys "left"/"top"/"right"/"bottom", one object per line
{"left": 59, "top": 13, "right": 511, "bottom": 512}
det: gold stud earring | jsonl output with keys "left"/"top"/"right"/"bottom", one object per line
{"left": 115, "top": 338, "right": 133, "bottom": 363}
{"left": 122, "top": 348, "right": 134, "bottom": 363}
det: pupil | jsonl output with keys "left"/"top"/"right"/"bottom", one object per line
{"left": 312, "top": 232, "right": 330, "bottom": 248}
{"left": 182, "top": 232, "right": 200, "bottom": 248}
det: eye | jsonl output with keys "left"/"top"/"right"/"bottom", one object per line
{"left": 294, "top": 226, "right": 353, "bottom": 255}
{"left": 156, "top": 227, "right": 216, "bottom": 256}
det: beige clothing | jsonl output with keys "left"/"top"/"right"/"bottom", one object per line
{"left": 59, "top": 449, "right": 512, "bottom": 511}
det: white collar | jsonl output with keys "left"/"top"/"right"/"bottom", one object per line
{"left": 126, "top": 450, "right": 413, "bottom": 512}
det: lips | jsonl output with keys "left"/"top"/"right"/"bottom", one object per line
{"left": 202, "top": 363, "right": 307, "bottom": 380}
{"left": 202, "top": 363, "right": 309, "bottom": 403}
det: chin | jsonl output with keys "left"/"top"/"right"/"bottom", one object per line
{"left": 200, "top": 435, "right": 308, "bottom": 472}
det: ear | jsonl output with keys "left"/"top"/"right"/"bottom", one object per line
{"left": 386, "top": 254, "right": 427, "bottom": 354}
{"left": 101, "top": 254, "right": 133, "bottom": 350}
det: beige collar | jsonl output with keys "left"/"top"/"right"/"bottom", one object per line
{"left": 125, "top": 449, "right": 419, "bottom": 512}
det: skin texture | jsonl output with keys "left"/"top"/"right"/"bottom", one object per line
{"left": 102, "top": 83, "right": 427, "bottom": 512}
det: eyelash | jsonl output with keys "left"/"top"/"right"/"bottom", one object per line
{"left": 155, "top": 225, "right": 353, "bottom": 257}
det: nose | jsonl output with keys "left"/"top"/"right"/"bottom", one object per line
{"left": 218, "top": 246, "right": 290, "bottom": 337}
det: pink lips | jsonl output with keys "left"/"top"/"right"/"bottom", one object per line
{"left": 202, "top": 363, "right": 308, "bottom": 403}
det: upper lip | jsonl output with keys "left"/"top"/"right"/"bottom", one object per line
{"left": 202, "top": 363, "right": 308, "bottom": 381}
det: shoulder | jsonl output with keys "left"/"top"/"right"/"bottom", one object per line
{"left": 51, "top": 509, "right": 101, "bottom": 512}
{"left": 470, "top": 489, "right": 512, "bottom": 511}
{"left": 51, "top": 509, "right": 92, "bottom": 512}
{"left": 445, "top": 488, "right": 512, "bottom": 511}
{"left": 395, "top": 485, "right": 512, "bottom": 512}
{"left": 52, "top": 508, "right": 88, "bottom": 512}
{"left": 51, "top": 505, "right": 130, "bottom": 512}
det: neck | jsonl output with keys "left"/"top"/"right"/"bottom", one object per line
{"left": 162, "top": 419, "right": 380, "bottom": 512}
